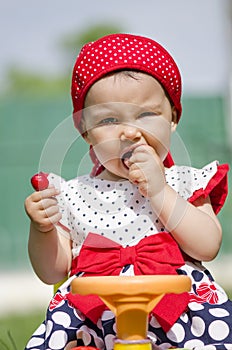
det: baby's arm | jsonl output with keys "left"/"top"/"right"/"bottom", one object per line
{"left": 149, "top": 185, "right": 222, "bottom": 261}
{"left": 24, "top": 187, "right": 72, "bottom": 284}
{"left": 128, "top": 145, "right": 222, "bottom": 262}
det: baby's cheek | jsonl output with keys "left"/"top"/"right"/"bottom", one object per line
{"left": 93, "top": 142, "right": 116, "bottom": 164}
{"left": 147, "top": 130, "right": 171, "bottom": 160}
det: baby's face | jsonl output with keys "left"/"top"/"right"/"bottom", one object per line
{"left": 82, "top": 72, "right": 177, "bottom": 180}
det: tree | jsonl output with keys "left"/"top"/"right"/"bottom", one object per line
{"left": 60, "top": 23, "right": 123, "bottom": 54}
{"left": 4, "top": 23, "right": 123, "bottom": 96}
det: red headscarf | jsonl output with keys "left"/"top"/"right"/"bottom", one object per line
{"left": 71, "top": 33, "right": 182, "bottom": 172}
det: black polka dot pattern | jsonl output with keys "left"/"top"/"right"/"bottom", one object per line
{"left": 26, "top": 162, "right": 231, "bottom": 350}
{"left": 165, "top": 161, "right": 218, "bottom": 200}
{"left": 48, "top": 161, "right": 218, "bottom": 257}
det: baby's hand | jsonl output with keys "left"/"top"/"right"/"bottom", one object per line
{"left": 24, "top": 187, "right": 62, "bottom": 233}
{"left": 128, "top": 145, "right": 166, "bottom": 198}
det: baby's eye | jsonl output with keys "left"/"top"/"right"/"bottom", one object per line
{"left": 98, "top": 117, "right": 118, "bottom": 125}
{"left": 138, "top": 111, "right": 158, "bottom": 118}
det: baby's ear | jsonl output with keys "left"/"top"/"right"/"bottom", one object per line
{"left": 82, "top": 131, "right": 92, "bottom": 145}
{"left": 171, "top": 107, "right": 178, "bottom": 131}
{"left": 79, "top": 117, "right": 92, "bottom": 144}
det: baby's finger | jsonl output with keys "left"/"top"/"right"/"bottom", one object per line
{"left": 129, "top": 153, "right": 145, "bottom": 164}
{"left": 31, "top": 187, "right": 60, "bottom": 202}
{"left": 41, "top": 186, "right": 60, "bottom": 197}
{"left": 129, "top": 162, "right": 143, "bottom": 172}
{"left": 129, "top": 167, "right": 145, "bottom": 184}
{"left": 50, "top": 212, "right": 63, "bottom": 225}
{"left": 43, "top": 203, "right": 61, "bottom": 219}
{"left": 38, "top": 197, "right": 59, "bottom": 211}
{"left": 33, "top": 211, "right": 62, "bottom": 232}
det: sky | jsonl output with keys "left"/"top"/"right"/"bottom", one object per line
{"left": 1, "top": 0, "right": 232, "bottom": 94}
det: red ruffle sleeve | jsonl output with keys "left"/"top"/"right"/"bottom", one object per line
{"left": 188, "top": 163, "right": 229, "bottom": 214}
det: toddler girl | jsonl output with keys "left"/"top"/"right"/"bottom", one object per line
{"left": 24, "top": 33, "right": 231, "bottom": 350}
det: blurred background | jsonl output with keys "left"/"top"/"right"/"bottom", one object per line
{"left": 0, "top": 0, "right": 232, "bottom": 348}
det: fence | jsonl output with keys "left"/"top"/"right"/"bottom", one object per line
{"left": 0, "top": 94, "right": 231, "bottom": 271}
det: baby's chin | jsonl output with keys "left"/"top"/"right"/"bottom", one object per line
{"left": 96, "top": 167, "right": 128, "bottom": 182}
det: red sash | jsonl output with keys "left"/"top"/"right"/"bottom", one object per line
{"left": 67, "top": 232, "right": 190, "bottom": 332}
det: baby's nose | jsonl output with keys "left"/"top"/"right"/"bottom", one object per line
{"left": 120, "top": 125, "right": 142, "bottom": 141}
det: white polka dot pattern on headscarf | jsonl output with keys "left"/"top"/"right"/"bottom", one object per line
{"left": 71, "top": 33, "right": 182, "bottom": 131}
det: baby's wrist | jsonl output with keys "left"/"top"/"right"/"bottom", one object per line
{"left": 31, "top": 221, "right": 56, "bottom": 235}
{"left": 149, "top": 184, "right": 166, "bottom": 202}
{"left": 150, "top": 184, "right": 189, "bottom": 232}
{"left": 145, "top": 179, "right": 166, "bottom": 198}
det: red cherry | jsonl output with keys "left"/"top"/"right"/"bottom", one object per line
{"left": 31, "top": 172, "right": 49, "bottom": 191}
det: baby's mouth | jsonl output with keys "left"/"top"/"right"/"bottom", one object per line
{"left": 121, "top": 150, "right": 133, "bottom": 169}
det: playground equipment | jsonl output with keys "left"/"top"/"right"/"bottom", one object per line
{"left": 71, "top": 275, "right": 191, "bottom": 350}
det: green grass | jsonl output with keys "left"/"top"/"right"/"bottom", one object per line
{"left": 0, "top": 310, "right": 45, "bottom": 350}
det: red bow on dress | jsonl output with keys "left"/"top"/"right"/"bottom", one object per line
{"left": 67, "top": 232, "right": 190, "bottom": 332}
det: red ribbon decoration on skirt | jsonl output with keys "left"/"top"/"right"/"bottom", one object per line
{"left": 67, "top": 232, "right": 190, "bottom": 332}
